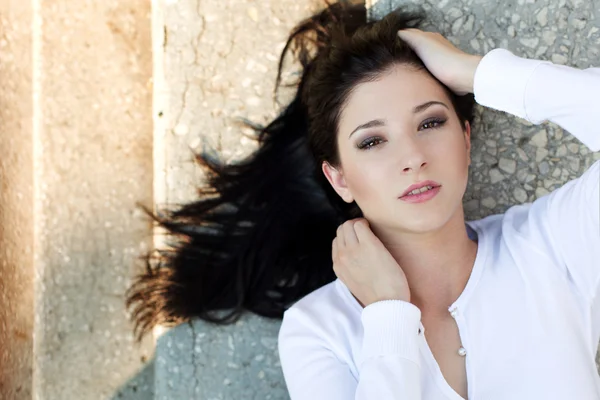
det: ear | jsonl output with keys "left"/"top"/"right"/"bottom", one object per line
{"left": 464, "top": 120, "right": 472, "bottom": 167}
{"left": 322, "top": 161, "right": 354, "bottom": 203}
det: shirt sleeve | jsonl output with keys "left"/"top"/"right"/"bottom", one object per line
{"left": 278, "top": 300, "right": 423, "bottom": 400}
{"left": 473, "top": 49, "right": 600, "bottom": 302}
{"left": 473, "top": 48, "right": 600, "bottom": 152}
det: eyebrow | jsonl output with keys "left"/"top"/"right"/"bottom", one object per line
{"left": 347, "top": 100, "right": 449, "bottom": 139}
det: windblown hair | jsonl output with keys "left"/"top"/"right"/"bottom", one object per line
{"left": 126, "top": 1, "right": 476, "bottom": 341}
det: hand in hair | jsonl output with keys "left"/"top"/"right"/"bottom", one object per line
{"left": 397, "top": 28, "right": 483, "bottom": 96}
{"left": 332, "top": 218, "right": 411, "bottom": 308}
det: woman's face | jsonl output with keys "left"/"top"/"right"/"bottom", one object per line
{"left": 322, "top": 63, "right": 472, "bottom": 234}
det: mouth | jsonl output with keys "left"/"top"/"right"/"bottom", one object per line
{"left": 399, "top": 181, "right": 441, "bottom": 204}
{"left": 400, "top": 180, "right": 441, "bottom": 198}
{"left": 399, "top": 185, "right": 441, "bottom": 203}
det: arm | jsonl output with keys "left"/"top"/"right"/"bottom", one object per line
{"left": 474, "top": 49, "right": 600, "bottom": 306}
{"left": 278, "top": 300, "right": 423, "bottom": 400}
{"left": 473, "top": 48, "right": 600, "bottom": 152}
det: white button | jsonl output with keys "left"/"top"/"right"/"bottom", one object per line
{"left": 450, "top": 309, "right": 458, "bottom": 319}
{"left": 458, "top": 347, "right": 467, "bottom": 357}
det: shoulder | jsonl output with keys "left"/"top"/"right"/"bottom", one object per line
{"left": 471, "top": 202, "right": 548, "bottom": 249}
{"left": 470, "top": 195, "right": 565, "bottom": 266}
{"left": 468, "top": 207, "right": 547, "bottom": 262}
{"left": 282, "top": 279, "right": 357, "bottom": 327}
{"left": 467, "top": 212, "right": 505, "bottom": 244}
{"left": 279, "top": 279, "right": 361, "bottom": 353}
{"left": 277, "top": 280, "right": 364, "bottom": 386}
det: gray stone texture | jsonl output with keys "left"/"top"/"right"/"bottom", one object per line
{"left": 156, "top": 315, "right": 284, "bottom": 400}
{"left": 159, "top": 0, "right": 600, "bottom": 399}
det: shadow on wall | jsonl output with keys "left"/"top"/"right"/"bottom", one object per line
{"left": 111, "top": 357, "right": 155, "bottom": 400}
{"left": 112, "top": 312, "right": 289, "bottom": 400}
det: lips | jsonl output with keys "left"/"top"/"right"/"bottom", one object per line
{"left": 400, "top": 180, "right": 441, "bottom": 198}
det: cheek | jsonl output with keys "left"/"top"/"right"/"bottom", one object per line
{"left": 432, "top": 129, "right": 469, "bottom": 166}
{"left": 343, "top": 158, "right": 395, "bottom": 204}
{"left": 434, "top": 134, "right": 471, "bottom": 192}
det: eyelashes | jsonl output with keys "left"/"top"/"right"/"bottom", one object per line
{"left": 357, "top": 137, "right": 384, "bottom": 150}
{"left": 356, "top": 117, "right": 447, "bottom": 150}
{"left": 420, "top": 117, "right": 447, "bottom": 131}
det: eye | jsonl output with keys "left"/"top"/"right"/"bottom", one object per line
{"left": 420, "top": 117, "right": 447, "bottom": 131}
{"left": 357, "top": 137, "right": 384, "bottom": 150}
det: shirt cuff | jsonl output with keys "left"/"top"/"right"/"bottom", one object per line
{"left": 361, "top": 300, "right": 422, "bottom": 366}
{"left": 473, "top": 48, "right": 550, "bottom": 122}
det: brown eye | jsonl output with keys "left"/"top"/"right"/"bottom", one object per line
{"left": 357, "top": 137, "right": 383, "bottom": 150}
{"left": 420, "top": 118, "right": 447, "bottom": 131}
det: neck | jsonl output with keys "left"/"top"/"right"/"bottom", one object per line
{"left": 370, "top": 208, "right": 478, "bottom": 317}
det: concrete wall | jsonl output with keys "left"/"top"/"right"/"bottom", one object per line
{"left": 0, "top": 1, "right": 34, "bottom": 398}
{"left": 34, "top": 2, "right": 155, "bottom": 397}
{"left": 0, "top": 1, "right": 155, "bottom": 399}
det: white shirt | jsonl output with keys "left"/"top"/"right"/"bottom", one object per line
{"left": 277, "top": 48, "right": 600, "bottom": 400}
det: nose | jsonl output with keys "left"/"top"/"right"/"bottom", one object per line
{"left": 400, "top": 138, "right": 428, "bottom": 173}
{"left": 403, "top": 159, "right": 427, "bottom": 173}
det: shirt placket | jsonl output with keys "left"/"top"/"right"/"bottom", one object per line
{"left": 449, "top": 304, "right": 476, "bottom": 399}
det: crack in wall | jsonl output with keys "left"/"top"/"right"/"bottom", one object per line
{"left": 189, "top": 321, "right": 201, "bottom": 397}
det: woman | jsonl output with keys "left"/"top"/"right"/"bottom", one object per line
{"left": 126, "top": 3, "right": 600, "bottom": 399}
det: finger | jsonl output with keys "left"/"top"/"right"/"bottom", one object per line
{"left": 336, "top": 224, "right": 345, "bottom": 247}
{"left": 397, "top": 28, "right": 423, "bottom": 42}
{"left": 397, "top": 30, "right": 427, "bottom": 56}
{"left": 342, "top": 220, "right": 359, "bottom": 246}
{"left": 398, "top": 29, "right": 445, "bottom": 53}
{"left": 332, "top": 237, "right": 338, "bottom": 262}
{"left": 397, "top": 27, "right": 421, "bottom": 35}
{"left": 353, "top": 218, "right": 375, "bottom": 243}
{"left": 397, "top": 30, "right": 413, "bottom": 44}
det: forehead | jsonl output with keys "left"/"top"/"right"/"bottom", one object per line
{"left": 339, "top": 64, "right": 450, "bottom": 130}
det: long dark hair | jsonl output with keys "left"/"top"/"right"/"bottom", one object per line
{"left": 125, "top": 1, "right": 476, "bottom": 341}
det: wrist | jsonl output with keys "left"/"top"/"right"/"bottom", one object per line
{"left": 370, "top": 293, "right": 411, "bottom": 305}
{"left": 463, "top": 55, "right": 483, "bottom": 94}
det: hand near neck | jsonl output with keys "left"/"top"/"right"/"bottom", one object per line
{"left": 370, "top": 210, "right": 478, "bottom": 315}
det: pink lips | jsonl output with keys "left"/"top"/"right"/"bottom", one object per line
{"left": 399, "top": 185, "right": 441, "bottom": 204}
{"left": 401, "top": 180, "right": 441, "bottom": 197}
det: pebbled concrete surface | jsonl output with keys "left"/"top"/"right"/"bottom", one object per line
{"left": 155, "top": 0, "right": 600, "bottom": 399}
{"left": 156, "top": 315, "right": 285, "bottom": 400}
